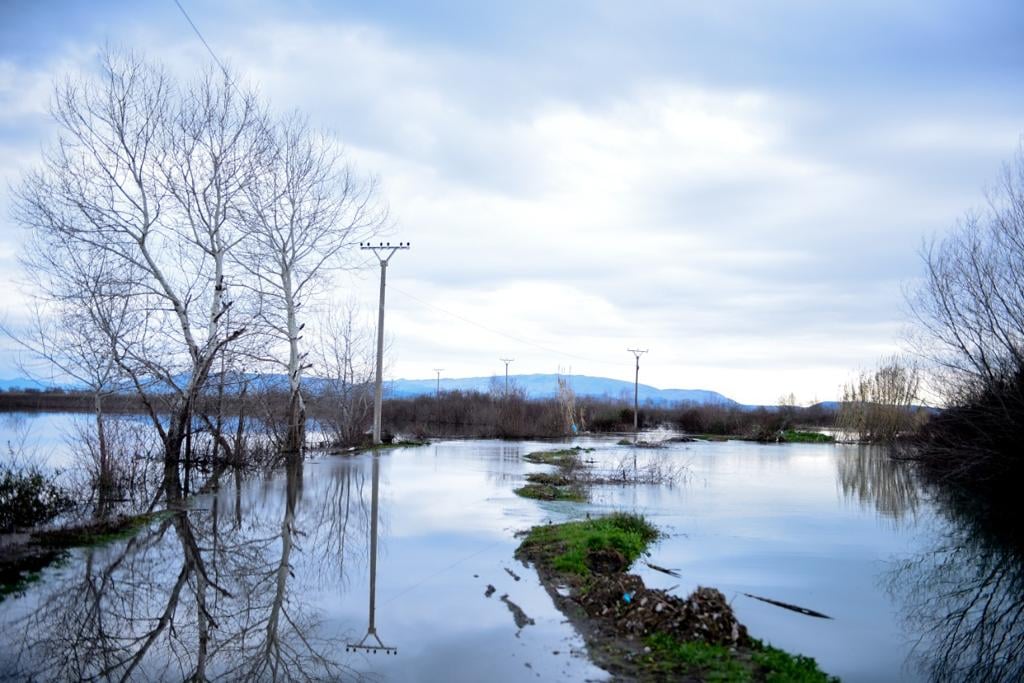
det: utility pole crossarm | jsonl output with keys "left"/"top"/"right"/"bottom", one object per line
{"left": 361, "top": 241, "right": 411, "bottom": 445}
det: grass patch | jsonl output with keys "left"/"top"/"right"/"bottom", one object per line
{"left": 523, "top": 446, "right": 592, "bottom": 466}
{"left": 519, "top": 513, "right": 658, "bottom": 577}
{"left": 644, "top": 633, "right": 838, "bottom": 682}
{"left": 514, "top": 483, "right": 587, "bottom": 502}
{"left": 644, "top": 634, "right": 748, "bottom": 682}
{"left": 750, "top": 639, "right": 838, "bottom": 682}
{"left": 781, "top": 430, "right": 835, "bottom": 444}
{"left": 32, "top": 510, "right": 174, "bottom": 549}
{"left": 525, "top": 472, "right": 570, "bottom": 486}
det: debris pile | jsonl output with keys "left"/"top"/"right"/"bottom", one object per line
{"left": 576, "top": 550, "right": 748, "bottom": 648}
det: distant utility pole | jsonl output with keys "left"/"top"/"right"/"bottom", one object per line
{"left": 500, "top": 358, "right": 514, "bottom": 395}
{"left": 433, "top": 368, "right": 444, "bottom": 399}
{"left": 361, "top": 241, "right": 410, "bottom": 445}
{"left": 628, "top": 349, "right": 648, "bottom": 434}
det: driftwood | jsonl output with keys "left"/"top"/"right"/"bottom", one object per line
{"left": 644, "top": 560, "right": 682, "bottom": 578}
{"left": 742, "top": 592, "right": 832, "bottom": 619}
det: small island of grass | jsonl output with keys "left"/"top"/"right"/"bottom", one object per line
{"left": 517, "top": 514, "right": 837, "bottom": 682}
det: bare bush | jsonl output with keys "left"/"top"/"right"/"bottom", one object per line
{"left": 837, "top": 355, "right": 926, "bottom": 442}
{"left": 307, "top": 302, "right": 376, "bottom": 448}
{"left": 600, "top": 452, "right": 689, "bottom": 486}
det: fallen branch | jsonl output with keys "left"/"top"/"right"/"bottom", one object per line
{"left": 742, "top": 592, "right": 833, "bottom": 619}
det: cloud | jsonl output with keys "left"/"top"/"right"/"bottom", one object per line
{"left": 0, "top": 3, "right": 1021, "bottom": 403}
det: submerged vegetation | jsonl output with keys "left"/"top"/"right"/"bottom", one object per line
{"left": 515, "top": 445, "right": 687, "bottom": 504}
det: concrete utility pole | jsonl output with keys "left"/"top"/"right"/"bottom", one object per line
{"left": 361, "top": 241, "right": 410, "bottom": 444}
{"left": 433, "top": 368, "right": 444, "bottom": 399}
{"left": 628, "top": 349, "right": 648, "bottom": 434}
{"left": 500, "top": 358, "right": 514, "bottom": 395}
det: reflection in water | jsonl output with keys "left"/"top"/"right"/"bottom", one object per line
{"left": 887, "top": 489, "right": 1024, "bottom": 682}
{"left": 0, "top": 460, "right": 371, "bottom": 681}
{"left": 347, "top": 456, "right": 398, "bottom": 655}
{"left": 835, "top": 446, "right": 920, "bottom": 522}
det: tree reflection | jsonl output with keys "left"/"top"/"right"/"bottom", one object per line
{"left": 835, "top": 445, "right": 920, "bottom": 523}
{"left": 887, "top": 487, "right": 1024, "bottom": 682}
{"left": 1, "top": 459, "right": 373, "bottom": 681}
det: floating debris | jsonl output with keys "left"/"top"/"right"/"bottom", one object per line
{"left": 644, "top": 560, "right": 681, "bottom": 578}
{"left": 742, "top": 592, "right": 833, "bottom": 619}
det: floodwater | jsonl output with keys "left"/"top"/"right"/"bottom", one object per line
{"left": 0, "top": 413, "right": 1020, "bottom": 681}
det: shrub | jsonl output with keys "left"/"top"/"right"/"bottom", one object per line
{"left": 0, "top": 462, "right": 75, "bottom": 532}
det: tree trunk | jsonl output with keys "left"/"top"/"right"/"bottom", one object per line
{"left": 93, "top": 392, "right": 112, "bottom": 499}
{"left": 283, "top": 271, "right": 305, "bottom": 458}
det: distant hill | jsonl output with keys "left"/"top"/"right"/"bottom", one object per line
{"left": 0, "top": 377, "right": 51, "bottom": 391}
{"left": 386, "top": 373, "right": 737, "bottom": 407}
{"left": 0, "top": 372, "right": 739, "bottom": 408}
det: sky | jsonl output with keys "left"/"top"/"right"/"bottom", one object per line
{"left": 1, "top": 0, "right": 1022, "bottom": 405}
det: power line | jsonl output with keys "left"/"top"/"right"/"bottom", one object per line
{"left": 172, "top": 0, "right": 244, "bottom": 97}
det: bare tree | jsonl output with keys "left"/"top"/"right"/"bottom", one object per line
{"left": 12, "top": 49, "right": 266, "bottom": 464}
{"left": 239, "top": 114, "right": 385, "bottom": 456}
{"left": 309, "top": 300, "right": 376, "bottom": 448}
{"left": 3, "top": 230, "right": 141, "bottom": 498}
{"left": 907, "top": 143, "right": 1024, "bottom": 482}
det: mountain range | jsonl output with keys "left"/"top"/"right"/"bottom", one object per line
{"left": 2, "top": 373, "right": 737, "bottom": 407}
{"left": 386, "top": 373, "right": 737, "bottom": 406}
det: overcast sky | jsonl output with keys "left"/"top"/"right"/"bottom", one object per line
{"left": 2, "top": 1, "right": 1023, "bottom": 404}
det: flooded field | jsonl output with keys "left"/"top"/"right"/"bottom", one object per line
{"left": 0, "top": 414, "right": 1019, "bottom": 681}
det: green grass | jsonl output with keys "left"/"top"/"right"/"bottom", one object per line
{"left": 644, "top": 634, "right": 749, "bottom": 682}
{"left": 644, "top": 633, "right": 838, "bottom": 682}
{"left": 523, "top": 446, "right": 592, "bottom": 466}
{"left": 514, "top": 483, "right": 587, "bottom": 502}
{"left": 781, "top": 430, "right": 835, "bottom": 444}
{"left": 524, "top": 472, "right": 570, "bottom": 486}
{"left": 32, "top": 510, "right": 174, "bottom": 549}
{"left": 750, "top": 639, "right": 839, "bottom": 682}
{"left": 519, "top": 513, "right": 658, "bottom": 577}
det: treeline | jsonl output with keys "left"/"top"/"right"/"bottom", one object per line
{"left": 1, "top": 386, "right": 839, "bottom": 443}
{"left": 378, "top": 391, "right": 837, "bottom": 440}
{"left": 0, "top": 389, "right": 146, "bottom": 414}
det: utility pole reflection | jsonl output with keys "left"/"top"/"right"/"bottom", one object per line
{"left": 346, "top": 455, "right": 398, "bottom": 655}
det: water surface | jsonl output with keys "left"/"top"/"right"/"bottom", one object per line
{"left": 0, "top": 414, "right": 1019, "bottom": 681}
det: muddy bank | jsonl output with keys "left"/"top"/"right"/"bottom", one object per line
{"left": 516, "top": 515, "right": 836, "bottom": 681}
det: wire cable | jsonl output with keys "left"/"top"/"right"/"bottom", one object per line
{"left": 172, "top": 0, "right": 244, "bottom": 96}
